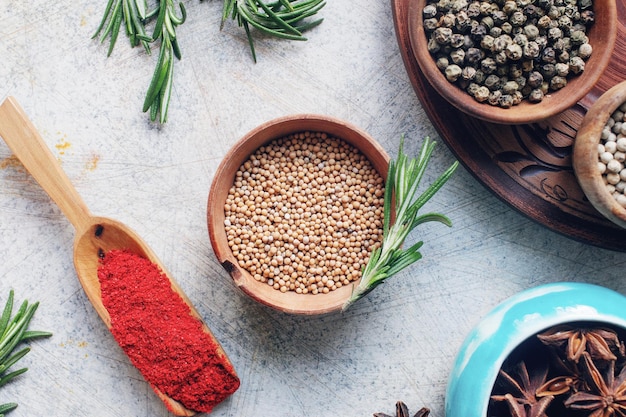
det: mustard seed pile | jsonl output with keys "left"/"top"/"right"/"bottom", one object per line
{"left": 224, "top": 131, "right": 385, "bottom": 294}
{"left": 598, "top": 102, "right": 626, "bottom": 208}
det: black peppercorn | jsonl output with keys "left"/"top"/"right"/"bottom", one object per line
{"left": 434, "top": 27, "right": 454, "bottom": 44}
{"left": 465, "top": 47, "right": 484, "bottom": 64}
{"left": 480, "top": 57, "right": 498, "bottom": 73}
{"left": 422, "top": 0, "right": 595, "bottom": 107}
{"left": 540, "top": 63, "right": 557, "bottom": 78}
{"left": 498, "top": 94, "right": 515, "bottom": 108}
{"left": 541, "top": 46, "right": 557, "bottom": 63}
{"left": 488, "top": 90, "right": 502, "bottom": 105}
{"left": 527, "top": 71, "right": 543, "bottom": 88}
{"left": 470, "top": 23, "right": 488, "bottom": 40}
{"left": 424, "top": 18, "right": 440, "bottom": 32}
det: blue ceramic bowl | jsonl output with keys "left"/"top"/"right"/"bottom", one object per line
{"left": 445, "top": 282, "right": 626, "bottom": 417}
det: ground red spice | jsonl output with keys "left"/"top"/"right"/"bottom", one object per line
{"left": 97, "top": 249, "right": 240, "bottom": 413}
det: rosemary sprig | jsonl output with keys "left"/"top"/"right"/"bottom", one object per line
{"left": 143, "top": 0, "right": 186, "bottom": 123}
{"left": 92, "top": 0, "right": 152, "bottom": 56}
{"left": 221, "top": 0, "right": 326, "bottom": 62}
{"left": 93, "top": 0, "right": 185, "bottom": 123}
{"left": 342, "top": 137, "right": 459, "bottom": 311}
{"left": 0, "top": 290, "right": 52, "bottom": 413}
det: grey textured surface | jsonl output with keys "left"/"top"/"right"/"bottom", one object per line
{"left": 1, "top": 1, "right": 625, "bottom": 416}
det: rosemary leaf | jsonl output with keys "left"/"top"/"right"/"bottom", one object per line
{"left": 143, "top": 0, "right": 186, "bottom": 123}
{"left": 0, "top": 403, "right": 17, "bottom": 415}
{"left": 222, "top": 0, "right": 326, "bottom": 62}
{"left": 0, "top": 368, "right": 28, "bottom": 388}
{"left": 342, "top": 136, "right": 459, "bottom": 311}
{"left": 0, "top": 291, "right": 52, "bottom": 411}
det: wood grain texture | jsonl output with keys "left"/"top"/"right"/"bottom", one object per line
{"left": 392, "top": 0, "right": 626, "bottom": 251}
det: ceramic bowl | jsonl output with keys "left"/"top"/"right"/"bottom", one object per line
{"left": 445, "top": 282, "right": 626, "bottom": 417}
{"left": 207, "top": 114, "right": 390, "bottom": 315}
{"left": 573, "top": 80, "right": 626, "bottom": 229}
{"left": 407, "top": 0, "right": 617, "bottom": 125}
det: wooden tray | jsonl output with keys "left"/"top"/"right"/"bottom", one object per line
{"left": 392, "top": 0, "right": 626, "bottom": 251}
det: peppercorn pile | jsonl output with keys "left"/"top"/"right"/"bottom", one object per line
{"left": 224, "top": 131, "right": 385, "bottom": 295}
{"left": 422, "top": 0, "right": 595, "bottom": 108}
{"left": 597, "top": 101, "right": 626, "bottom": 208}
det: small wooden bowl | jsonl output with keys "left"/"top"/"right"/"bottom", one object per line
{"left": 407, "top": 0, "right": 617, "bottom": 125}
{"left": 207, "top": 115, "right": 390, "bottom": 315}
{"left": 573, "top": 80, "right": 626, "bottom": 229}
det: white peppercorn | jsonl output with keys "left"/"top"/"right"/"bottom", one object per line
{"left": 607, "top": 159, "right": 623, "bottom": 174}
{"left": 605, "top": 141, "right": 617, "bottom": 154}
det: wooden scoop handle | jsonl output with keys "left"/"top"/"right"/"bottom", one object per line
{"left": 0, "top": 97, "right": 93, "bottom": 232}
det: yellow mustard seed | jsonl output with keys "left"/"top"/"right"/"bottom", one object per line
{"left": 224, "top": 131, "right": 385, "bottom": 295}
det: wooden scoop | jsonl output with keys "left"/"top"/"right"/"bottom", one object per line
{"left": 0, "top": 96, "right": 233, "bottom": 416}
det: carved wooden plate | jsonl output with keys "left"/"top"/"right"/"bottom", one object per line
{"left": 392, "top": 0, "right": 626, "bottom": 251}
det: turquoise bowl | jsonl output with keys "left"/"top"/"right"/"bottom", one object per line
{"left": 445, "top": 282, "right": 626, "bottom": 417}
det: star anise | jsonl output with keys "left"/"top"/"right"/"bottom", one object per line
{"left": 491, "top": 360, "right": 554, "bottom": 417}
{"left": 537, "top": 325, "right": 624, "bottom": 363}
{"left": 373, "top": 401, "right": 430, "bottom": 417}
{"left": 564, "top": 351, "right": 626, "bottom": 417}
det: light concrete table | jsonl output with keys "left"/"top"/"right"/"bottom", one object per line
{"left": 1, "top": 1, "right": 625, "bottom": 416}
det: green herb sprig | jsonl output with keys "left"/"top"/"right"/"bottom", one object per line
{"left": 342, "top": 136, "right": 459, "bottom": 311}
{"left": 221, "top": 0, "right": 326, "bottom": 62}
{"left": 143, "top": 0, "right": 186, "bottom": 123}
{"left": 93, "top": 0, "right": 185, "bottom": 124}
{"left": 0, "top": 290, "right": 52, "bottom": 414}
{"left": 93, "top": 0, "right": 153, "bottom": 56}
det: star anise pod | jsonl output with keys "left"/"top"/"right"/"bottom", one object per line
{"left": 564, "top": 352, "right": 626, "bottom": 417}
{"left": 491, "top": 360, "right": 554, "bottom": 417}
{"left": 373, "top": 401, "right": 430, "bottom": 417}
{"left": 536, "top": 350, "right": 590, "bottom": 396}
{"left": 537, "top": 325, "right": 624, "bottom": 363}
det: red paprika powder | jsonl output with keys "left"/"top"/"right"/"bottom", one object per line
{"left": 97, "top": 249, "right": 240, "bottom": 413}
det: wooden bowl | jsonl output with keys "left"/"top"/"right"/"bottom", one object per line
{"left": 573, "top": 80, "right": 626, "bottom": 229}
{"left": 207, "top": 115, "right": 390, "bottom": 315}
{"left": 407, "top": 0, "right": 617, "bottom": 125}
